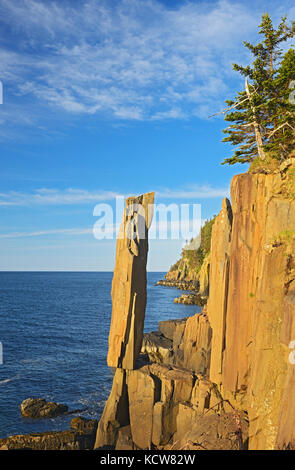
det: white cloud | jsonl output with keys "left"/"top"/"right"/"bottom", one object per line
{"left": 0, "top": 227, "right": 94, "bottom": 239}
{"left": 0, "top": 188, "right": 122, "bottom": 206}
{"left": 156, "top": 185, "right": 230, "bottom": 199}
{"left": 0, "top": 183, "right": 229, "bottom": 207}
{"left": 0, "top": 0, "right": 268, "bottom": 127}
{"left": 151, "top": 107, "right": 187, "bottom": 121}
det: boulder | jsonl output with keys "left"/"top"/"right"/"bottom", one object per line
{"left": 20, "top": 398, "right": 68, "bottom": 419}
{"left": 158, "top": 318, "right": 187, "bottom": 341}
{"left": 141, "top": 331, "right": 173, "bottom": 364}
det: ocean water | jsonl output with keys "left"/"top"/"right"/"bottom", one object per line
{"left": 0, "top": 271, "right": 200, "bottom": 439}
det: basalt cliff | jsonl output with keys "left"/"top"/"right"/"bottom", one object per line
{"left": 2, "top": 165, "right": 295, "bottom": 451}
{"left": 95, "top": 162, "right": 295, "bottom": 451}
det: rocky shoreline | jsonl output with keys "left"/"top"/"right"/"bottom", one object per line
{"left": 156, "top": 279, "right": 199, "bottom": 291}
{"left": 156, "top": 279, "right": 207, "bottom": 306}
{"left": 174, "top": 293, "right": 207, "bottom": 306}
{"left": 0, "top": 416, "right": 98, "bottom": 450}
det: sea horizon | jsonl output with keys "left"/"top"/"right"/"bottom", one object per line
{"left": 0, "top": 271, "right": 200, "bottom": 439}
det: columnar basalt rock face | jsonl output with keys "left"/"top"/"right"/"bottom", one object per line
{"left": 94, "top": 358, "right": 204, "bottom": 450}
{"left": 244, "top": 184, "right": 295, "bottom": 450}
{"left": 221, "top": 175, "right": 266, "bottom": 399}
{"left": 107, "top": 192, "right": 155, "bottom": 370}
{"left": 127, "top": 366, "right": 159, "bottom": 449}
{"left": 126, "top": 363, "right": 196, "bottom": 449}
{"left": 220, "top": 174, "right": 295, "bottom": 449}
{"left": 206, "top": 197, "right": 232, "bottom": 387}
{"left": 94, "top": 368, "right": 129, "bottom": 449}
{"left": 143, "top": 313, "right": 212, "bottom": 374}
{"left": 207, "top": 172, "right": 295, "bottom": 450}
{"left": 95, "top": 192, "right": 155, "bottom": 449}
{"left": 158, "top": 318, "right": 187, "bottom": 342}
{"left": 275, "top": 275, "right": 295, "bottom": 450}
{"left": 181, "top": 311, "right": 212, "bottom": 374}
{"left": 95, "top": 307, "right": 216, "bottom": 450}
{"left": 96, "top": 169, "right": 295, "bottom": 451}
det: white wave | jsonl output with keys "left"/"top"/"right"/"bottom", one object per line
{"left": 0, "top": 375, "right": 19, "bottom": 385}
{"left": 22, "top": 358, "right": 42, "bottom": 364}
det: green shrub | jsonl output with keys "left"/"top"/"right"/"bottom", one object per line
{"left": 181, "top": 216, "right": 216, "bottom": 274}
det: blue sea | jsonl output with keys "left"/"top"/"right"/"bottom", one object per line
{"left": 0, "top": 272, "right": 200, "bottom": 439}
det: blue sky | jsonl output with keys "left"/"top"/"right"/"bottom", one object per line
{"left": 0, "top": 0, "right": 294, "bottom": 271}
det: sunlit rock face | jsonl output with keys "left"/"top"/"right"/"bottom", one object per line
{"left": 107, "top": 192, "right": 155, "bottom": 370}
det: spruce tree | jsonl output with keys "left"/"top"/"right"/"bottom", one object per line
{"left": 268, "top": 48, "right": 295, "bottom": 158}
{"left": 221, "top": 13, "right": 295, "bottom": 165}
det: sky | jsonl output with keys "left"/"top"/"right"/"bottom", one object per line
{"left": 0, "top": 0, "right": 294, "bottom": 271}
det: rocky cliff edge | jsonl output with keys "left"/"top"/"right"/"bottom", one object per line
{"left": 96, "top": 164, "right": 295, "bottom": 451}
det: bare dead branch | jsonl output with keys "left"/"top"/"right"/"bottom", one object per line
{"left": 267, "top": 121, "right": 295, "bottom": 138}
{"left": 208, "top": 96, "right": 250, "bottom": 118}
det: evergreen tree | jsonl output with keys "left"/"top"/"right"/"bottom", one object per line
{"left": 268, "top": 48, "right": 295, "bottom": 158}
{"left": 221, "top": 13, "right": 295, "bottom": 165}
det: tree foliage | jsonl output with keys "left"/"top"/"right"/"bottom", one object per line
{"left": 169, "top": 217, "right": 216, "bottom": 275}
{"left": 222, "top": 14, "right": 295, "bottom": 165}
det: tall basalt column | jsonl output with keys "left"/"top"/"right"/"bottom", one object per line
{"left": 107, "top": 192, "right": 155, "bottom": 370}
{"left": 207, "top": 197, "right": 232, "bottom": 387}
